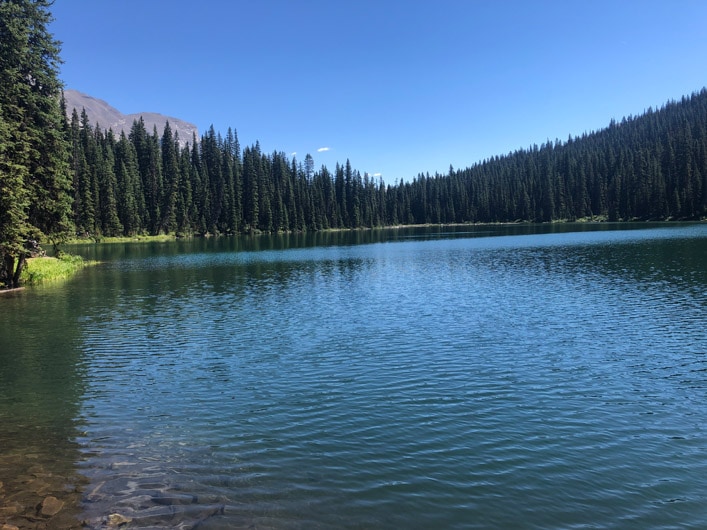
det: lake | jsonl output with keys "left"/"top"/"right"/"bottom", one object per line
{"left": 1, "top": 223, "right": 706, "bottom": 529}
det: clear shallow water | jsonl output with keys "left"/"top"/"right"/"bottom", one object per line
{"left": 1, "top": 223, "right": 707, "bottom": 528}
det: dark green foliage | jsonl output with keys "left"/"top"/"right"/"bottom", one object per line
{"left": 58, "top": 88, "right": 707, "bottom": 240}
{"left": 160, "top": 122, "right": 179, "bottom": 234}
{"left": 98, "top": 130, "right": 123, "bottom": 236}
{"left": 114, "top": 131, "right": 144, "bottom": 235}
{"left": 0, "top": 0, "right": 72, "bottom": 287}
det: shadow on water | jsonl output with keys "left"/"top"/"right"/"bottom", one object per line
{"left": 65, "top": 222, "right": 687, "bottom": 263}
{"left": 0, "top": 285, "right": 87, "bottom": 529}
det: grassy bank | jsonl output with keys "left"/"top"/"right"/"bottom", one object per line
{"left": 67, "top": 233, "right": 178, "bottom": 244}
{"left": 20, "top": 254, "right": 96, "bottom": 285}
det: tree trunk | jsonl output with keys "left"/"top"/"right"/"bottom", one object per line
{"left": 2, "top": 253, "right": 27, "bottom": 289}
{"left": 12, "top": 254, "right": 26, "bottom": 288}
{"left": 3, "top": 254, "right": 17, "bottom": 289}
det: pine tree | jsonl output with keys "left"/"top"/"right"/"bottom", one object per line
{"left": 0, "top": 0, "right": 72, "bottom": 287}
{"left": 0, "top": 105, "right": 30, "bottom": 287}
{"left": 130, "top": 119, "right": 162, "bottom": 234}
{"left": 98, "top": 130, "right": 123, "bottom": 236}
{"left": 200, "top": 126, "right": 223, "bottom": 233}
{"left": 177, "top": 144, "right": 193, "bottom": 234}
{"left": 160, "top": 122, "right": 179, "bottom": 233}
{"left": 221, "top": 128, "right": 238, "bottom": 233}
{"left": 114, "top": 131, "right": 143, "bottom": 235}
{"left": 242, "top": 144, "right": 260, "bottom": 230}
{"left": 188, "top": 134, "right": 207, "bottom": 234}
{"left": 334, "top": 163, "right": 346, "bottom": 226}
{"left": 76, "top": 110, "right": 98, "bottom": 233}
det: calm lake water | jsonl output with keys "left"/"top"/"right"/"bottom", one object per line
{"left": 1, "top": 223, "right": 706, "bottom": 529}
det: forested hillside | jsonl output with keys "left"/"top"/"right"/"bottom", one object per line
{"left": 67, "top": 89, "right": 707, "bottom": 238}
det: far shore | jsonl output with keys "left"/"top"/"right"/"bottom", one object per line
{"left": 62, "top": 217, "right": 706, "bottom": 246}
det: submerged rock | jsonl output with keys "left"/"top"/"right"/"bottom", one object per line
{"left": 151, "top": 492, "right": 198, "bottom": 506}
{"left": 0, "top": 503, "right": 21, "bottom": 517}
{"left": 107, "top": 513, "right": 133, "bottom": 526}
{"left": 39, "top": 495, "right": 64, "bottom": 516}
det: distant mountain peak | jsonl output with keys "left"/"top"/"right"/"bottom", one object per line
{"left": 63, "top": 89, "right": 198, "bottom": 147}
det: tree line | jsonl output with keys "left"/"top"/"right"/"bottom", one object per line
{"left": 67, "top": 112, "right": 390, "bottom": 237}
{"left": 2, "top": 1, "right": 707, "bottom": 288}
{"left": 68, "top": 89, "right": 707, "bottom": 240}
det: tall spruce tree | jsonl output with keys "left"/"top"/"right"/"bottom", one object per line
{"left": 98, "top": 129, "right": 123, "bottom": 236}
{"left": 160, "top": 121, "right": 179, "bottom": 233}
{"left": 0, "top": 0, "right": 72, "bottom": 287}
{"left": 114, "top": 131, "right": 143, "bottom": 235}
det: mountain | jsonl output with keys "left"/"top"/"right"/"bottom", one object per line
{"left": 63, "top": 89, "right": 198, "bottom": 147}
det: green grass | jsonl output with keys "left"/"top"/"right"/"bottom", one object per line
{"left": 67, "top": 234, "right": 179, "bottom": 244}
{"left": 20, "top": 254, "right": 96, "bottom": 285}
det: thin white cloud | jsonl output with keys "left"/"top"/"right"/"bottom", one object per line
{"left": 317, "top": 147, "right": 331, "bottom": 152}
{"left": 373, "top": 172, "right": 382, "bottom": 177}
{"left": 290, "top": 151, "right": 297, "bottom": 156}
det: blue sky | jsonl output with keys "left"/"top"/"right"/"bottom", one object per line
{"left": 50, "top": 1, "right": 707, "bottom": 183}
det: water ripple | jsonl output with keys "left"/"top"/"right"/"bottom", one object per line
{"left": 64, "top": 224, "right": 707, "bottom": 528}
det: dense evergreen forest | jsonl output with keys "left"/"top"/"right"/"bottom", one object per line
{"left": 68, "top": 88, "right": 707, "bottom": 238}
{"left": 1, "top": 1, "right": 707, "bottom": 288}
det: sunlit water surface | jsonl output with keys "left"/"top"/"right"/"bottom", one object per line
{"left": 1, "top": 223, "right": 706, "bottom": 529}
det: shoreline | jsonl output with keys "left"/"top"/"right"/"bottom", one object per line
{"left": 63, "top": 217, "right": 706, "bottom": 245}
{"left": 0, "top": 255, "right": 98, "bottom": 292}
{"left": 0, "top": 287, "right": 25, "bottom": 295}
